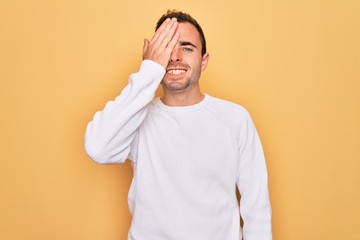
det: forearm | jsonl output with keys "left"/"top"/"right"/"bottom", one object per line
{"left": 84, "top": 60, "right": 165, "bottom": 164}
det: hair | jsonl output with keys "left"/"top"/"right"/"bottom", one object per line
{"left": 155, "top": 10, "right": 207, "bottom": 56}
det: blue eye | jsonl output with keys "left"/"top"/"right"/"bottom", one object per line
{"left": 183, "top": 47, "right": 193, "bottom": 52}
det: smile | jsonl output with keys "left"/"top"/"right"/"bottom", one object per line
{"left": 166, "top": 69, "right": 187, "bottom": 75}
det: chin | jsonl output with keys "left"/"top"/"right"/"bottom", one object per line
{"left": 161, "top": 80, "right": 192, "bottom": 92}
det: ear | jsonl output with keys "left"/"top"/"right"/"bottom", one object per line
{"left": 201, "top": 53, "right": 209, "bottom": 71}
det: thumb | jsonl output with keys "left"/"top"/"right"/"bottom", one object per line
{"left": 142, "top": 39, "right": 149, "bottom": 57}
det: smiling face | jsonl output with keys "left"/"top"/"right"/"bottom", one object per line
{"left": 161, "top": 22, "right": 209, "bottom": 92}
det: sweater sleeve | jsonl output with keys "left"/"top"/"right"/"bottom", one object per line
{"left": 236, "top": 111, "right": 272, "bottom": 240}
{"left": 84, "top": 60, "right": 165, "bottom": 164}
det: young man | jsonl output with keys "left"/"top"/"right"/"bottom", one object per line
{"left": 85, "top": 10, "right": 272, "bottom": 240}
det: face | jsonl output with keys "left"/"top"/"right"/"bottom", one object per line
{"left": 162, "top": 22, "right": 209, "bottom": 92}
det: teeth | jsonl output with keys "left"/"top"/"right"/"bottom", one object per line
{"left": 167, "top": 69, "right": 186, "bottom": 75}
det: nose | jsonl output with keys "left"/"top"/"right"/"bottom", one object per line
{"left": 170, "top": 48, "right": 182, "bottom": 62}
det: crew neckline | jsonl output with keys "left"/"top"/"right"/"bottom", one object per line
{"left": 153, "top": 94, "right": 210, "bottom": 112}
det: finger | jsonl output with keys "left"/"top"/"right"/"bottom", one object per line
{"left": 165, "top": 32, "right": 180, "bottom": 55}
{"left": 153, "top": 18, "right": 178, "bottom": 45}
{"left": 159, "top": 20, "right": 178, "bottom": 47}
{"left": 151, "top": 18, "right": 171, "bottom": 42}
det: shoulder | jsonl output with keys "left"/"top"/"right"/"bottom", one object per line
{"left": 205, "top": 95, "right": 258, "bottom": 139}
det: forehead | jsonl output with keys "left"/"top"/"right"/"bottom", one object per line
{"left": 175, "top": 22, "right": 201, "bottom": 46}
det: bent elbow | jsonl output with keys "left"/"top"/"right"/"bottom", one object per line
{"left": 84, "top": 138, "right": 128, "bottom": 165}
{"left": 84, "top": 125, "right": 110, "bottom": 164}
{"left": 84, "top": 139, "right": 105, "bottom": 164}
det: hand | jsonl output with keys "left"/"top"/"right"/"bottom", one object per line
{"left": 142, "top": 18, "right": 180, "bottom": 68}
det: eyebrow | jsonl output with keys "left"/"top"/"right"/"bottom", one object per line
{"left": 179, "top": 41, "right": 198, "bottom": 49}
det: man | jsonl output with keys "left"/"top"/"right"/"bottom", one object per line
{"left": 85, "top": 10, "right": 272, "bottom": 240}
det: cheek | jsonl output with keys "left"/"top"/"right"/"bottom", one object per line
{"left": 190, "top": 62, "right": 203, "bottom": 77}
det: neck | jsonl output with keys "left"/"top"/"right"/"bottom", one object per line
{"left": 161, "top": 85, "right": 204, "bottom": 106}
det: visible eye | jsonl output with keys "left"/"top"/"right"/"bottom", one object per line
{"left": 182, "top": 47, "right": 193, "bottom": 52}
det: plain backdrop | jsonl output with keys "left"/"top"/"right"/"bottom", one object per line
{"left": 1, "top": 0, "right": 359, "bottom": 239}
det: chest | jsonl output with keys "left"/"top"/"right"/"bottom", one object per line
{"left": 137, "top": 110, "right": 239, "bottom": 177}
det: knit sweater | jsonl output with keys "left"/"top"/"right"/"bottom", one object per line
{"left": 84, "top": 60, "right": 272, "bottom": 240}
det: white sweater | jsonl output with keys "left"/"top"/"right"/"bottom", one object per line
{"left": 85, "top": 60, "right": 272, "bottom": 240}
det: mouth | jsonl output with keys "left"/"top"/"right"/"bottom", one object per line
{"left": 166, "top": 68, "right": 187, "bottom": 76}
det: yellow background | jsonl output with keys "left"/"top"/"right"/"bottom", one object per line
{"left": 1, "top": 0, "right": 359, "bottom": 239}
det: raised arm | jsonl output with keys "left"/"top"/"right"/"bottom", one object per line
{"left": 84, "top": 18, "right": 180, "bottom": 164}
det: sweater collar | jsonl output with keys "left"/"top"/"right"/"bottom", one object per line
{"left": 153, "top": 94, "right": 210, "bottom": 112}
